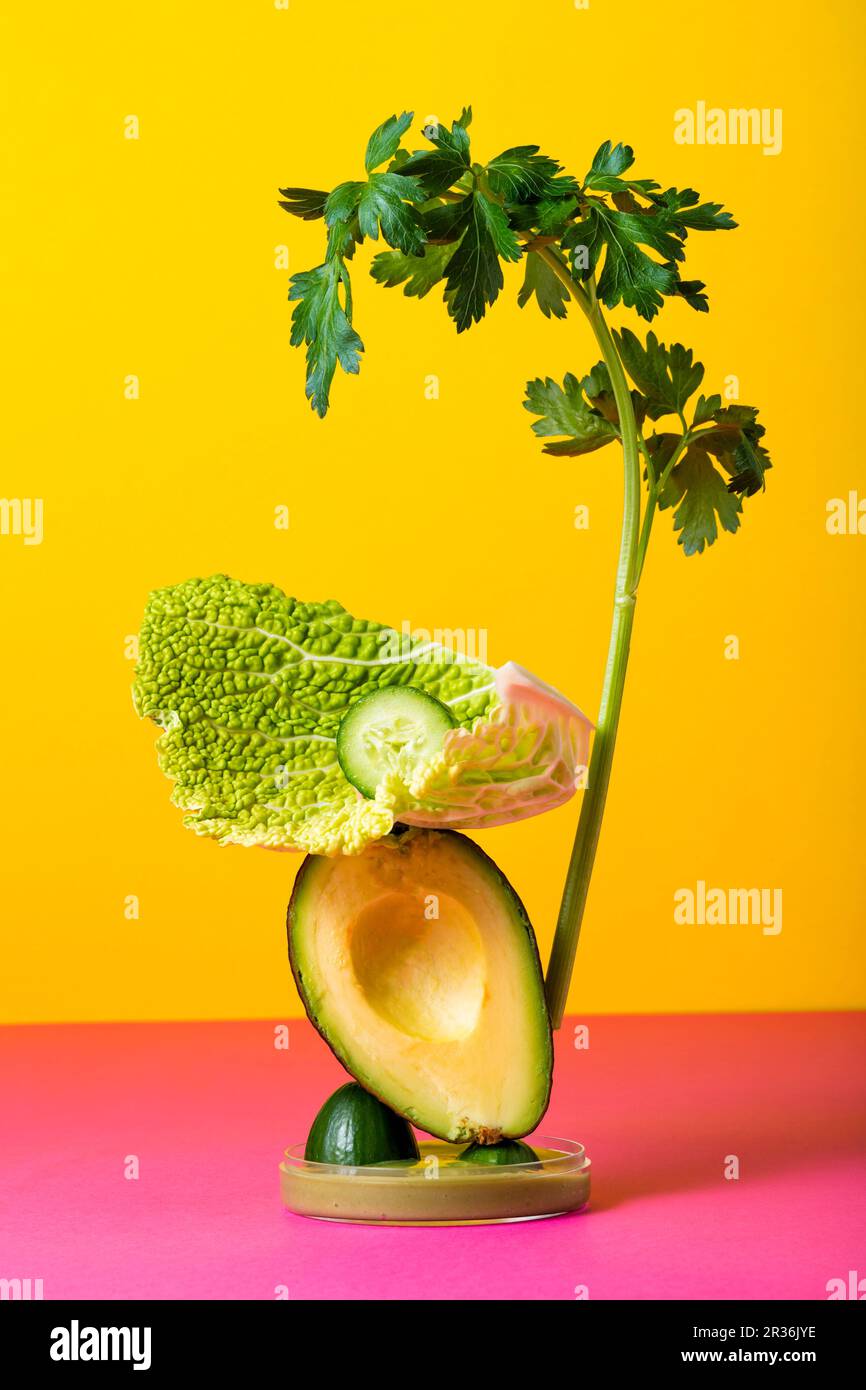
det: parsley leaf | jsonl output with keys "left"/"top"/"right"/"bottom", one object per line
{"left": 582, "top": 360, "right": 648, "bottom": 428}
{"left": 588, "top": 205, "right": 682, "bottom": 318}
{"left": 324, "top": 181, "right": 366, "bottom": 226}
{"left": 422, "top": 199, "right": 470, "bottom": 243}
{"left": 596, "top": 232, "right": 675, "bottom": 317}
{"left": 561, "top": 144, "right": 737, "bottom": 319}
{"left": 698, "top": 405, "right": 772, "bottom": 496}
{"left": 523, "top": 373, "right": 619, "bottom": 455}
{"left": 324, "top": 174, "right": 426, "bottom": 255}
{"left": 426, "top": 108, "right": 473, "bottom": 160}
{"left": 507, "top": 194, "right": 579, "bottom": 237}
{"left": 443, "top": 192, "right": 521, "bottom": 332}
{"left": 594, "top": 205, "right": 684, "bottom": 266}
{"left": 357, "top": 172, "right": 426, "bottom": 254}
{"left": 517, "top": 251, "right": 569, "bottom": 319}
{"left": 370, "top": 241, "right": 458, "bottom": 298}
{"left": 485, "top": 146, "right": 577, "bottom": 202}
{"left": 672, "top": 277, "right": 710, "bottom": 312}
{"left": 647, "top": 398, "right": 771, "bottom": 553}
{"left": 583, "top": 140, "right": 659, "bottom": 198}
{"left": 658, "top": 444, "right": 742, "bottom": 555}
{"left": 585, "top": 139, "right": 634, "bottom": 186}
{"left": 365, "top": 111, "right": 414, "bottom": 173}
{"left": 277, "top": 187, "right": 328, "bottom": 221}
{"left": 614, "top": 328, "right": 704, "bottom": 419}
{"left": 580, "top": 361, "right": 618, "bottom": 422}
{"left": 394, "top": 148, "right": 470, "bottom": 198}
{"left": 288, "top": 223, "right": 363, "bottom": 418}
{"left": 564, "top": 207, "right": 676, "bottom": 318}
{"left": 390, "top": 109, "right": 474, "bottom": 200}
{"left": 650, "top": 186, "right": 737, "bottom": 232}
{"left": 563, "top": 213, "right": 604, "bottom": 279}
{"left": 692, "top": 392, "right": 722, "bottom": 425}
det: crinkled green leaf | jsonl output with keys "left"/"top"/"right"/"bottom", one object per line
{"left": 133, "top": 576, "right": 592, "bottom": 855}
{"left": 524, "top": 373, "right": 619, "bottom": 456}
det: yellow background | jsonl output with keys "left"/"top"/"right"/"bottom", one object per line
{"left": 2, "top": 0, "right": 864, "bottom": 1024}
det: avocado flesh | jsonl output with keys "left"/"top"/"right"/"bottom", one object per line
{"left": 288, "top": 829, "right": 553, "bottom": 1144}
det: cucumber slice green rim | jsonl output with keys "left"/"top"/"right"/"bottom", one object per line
{"left": 336, "top": 686, "right": 458, "bottom": 800}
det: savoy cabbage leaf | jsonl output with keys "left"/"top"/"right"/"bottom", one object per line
{"left": 133, "top": 576, "right": 592, "bottom": 855}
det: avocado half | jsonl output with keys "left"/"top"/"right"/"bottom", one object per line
{"left": 287, "top": 828, "right": 553, "bottom": 1144}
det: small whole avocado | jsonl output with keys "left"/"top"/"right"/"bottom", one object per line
{"left": 459, "top": 1139, "right": 538, "bottom": 1166}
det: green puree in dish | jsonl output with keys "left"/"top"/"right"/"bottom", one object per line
{"left": 282, "top": 1142, "right": 589, "bottom": 1224}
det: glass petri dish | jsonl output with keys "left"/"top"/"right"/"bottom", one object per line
{"left": 280, "top": 1136, "right": 590, "bottom": 1226}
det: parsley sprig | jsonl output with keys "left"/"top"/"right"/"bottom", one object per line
{"left": 281, "top": 111, "right": 737, "bottom": 413}
{"left": 280, "top": 109, "right": 774, "bottom": 1025}
{"left": 525, "top": 328, "right": 772, "bottom": 556}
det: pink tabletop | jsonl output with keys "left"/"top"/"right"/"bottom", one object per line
{"left": 1, "top": 1013, "right": 864, "bottom": 1300}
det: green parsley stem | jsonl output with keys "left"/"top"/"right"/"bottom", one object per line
{"left": 633, "top": 432, "right": 692, "bottom": 583}
{"left": 538, "top": 252, "right": 644, "bottom": 1028}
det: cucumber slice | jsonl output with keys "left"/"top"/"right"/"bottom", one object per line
{"left": 336, "top": 686, "right": 457, "bottom": 800}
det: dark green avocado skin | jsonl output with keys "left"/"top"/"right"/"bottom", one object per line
{"left": 458, "top": 1139, "right": 538, "bottom": 1165}
{"left": 305, "top": 1083, "right": 420, "bottom": 1166}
